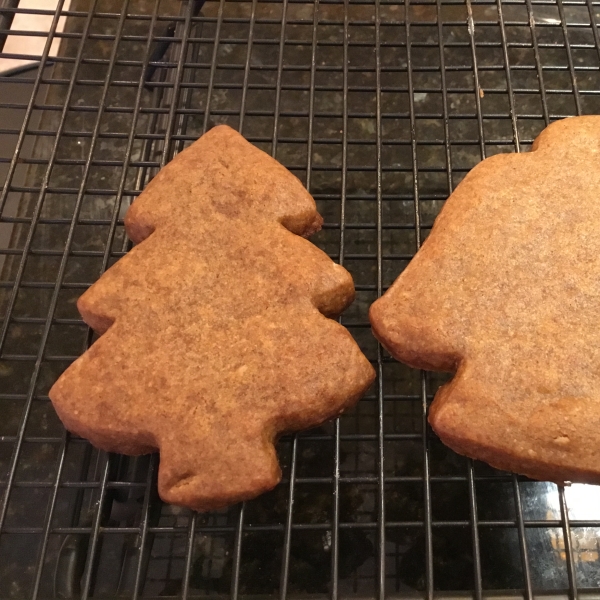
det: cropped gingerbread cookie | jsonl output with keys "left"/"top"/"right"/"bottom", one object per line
{"left": 50, "top": 125, "right": 375, "bottom": 511}
{"left": 370, "top": 116, "right": 600, "bottom": 484}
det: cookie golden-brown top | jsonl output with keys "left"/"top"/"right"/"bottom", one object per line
{"left": 370, "top": 116, "right": 600, "bottom": 483}
{"left": 50, "top": 125, "right": 375, "bottom": 511}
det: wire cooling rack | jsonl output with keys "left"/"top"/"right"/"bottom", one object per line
{"left": 1, "top": 0, "right": 600, "bottom": 598}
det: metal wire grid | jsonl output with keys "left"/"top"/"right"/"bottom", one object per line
{"left": 1, "top": 0, "right": 600, "bottom": 597}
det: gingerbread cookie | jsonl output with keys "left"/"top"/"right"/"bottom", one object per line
{"left": 370, "top": 116, "right": 600, "bottom": 484}
{"left": 50, "top": 125, "right": 375, "bottom": 511}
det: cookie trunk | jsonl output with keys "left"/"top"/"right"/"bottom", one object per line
{"left": 157, "top": 435, "right": 282, "bottom": 512}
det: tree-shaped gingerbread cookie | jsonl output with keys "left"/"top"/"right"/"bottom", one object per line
{"left": 50, "top": 125, "right": 375, "bottom": 511}
{"left": 370, "top": 116, "right": 600, "bottom": 484}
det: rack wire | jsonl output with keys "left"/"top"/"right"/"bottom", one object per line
{"left": 0, "top": 0, "right": 600, "bottom": 598}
